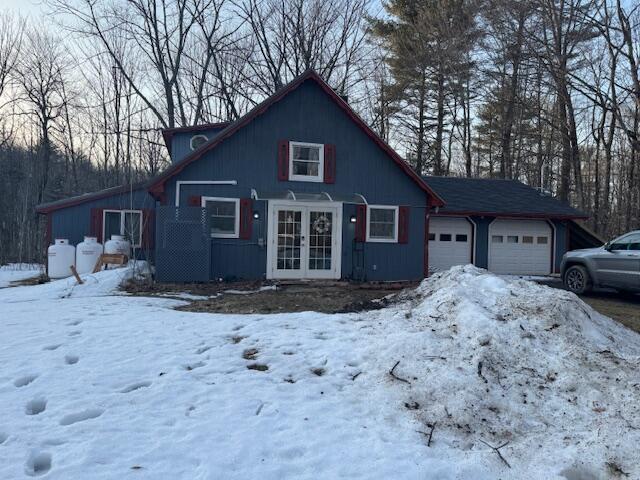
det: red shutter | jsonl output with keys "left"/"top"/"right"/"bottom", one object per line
{"left": 324, "top": 143, "right": 336, "bottom": 183}
{"left": 398, "top": 206, "right": 410, "bottom": 244}
{"left": 355, "top": 204, "right": 367, "bottom": 242}
{"left": 90, "top": 208, "right": 104, "bottom": 242}
{"left": 188, "top": 195, "right": 202, "bottom": 207}
{"left": 142, "top": 209, "right": 155, "bottom": 249}
{"left": 239, "top": 198, "right": 252, "bottom": 240}
{"left": 277, "top": 140, "right": 289, "bottom": 181}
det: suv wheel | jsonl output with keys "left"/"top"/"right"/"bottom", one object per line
{"left": 564, "top": 265, "right": 591, "bottom": 294}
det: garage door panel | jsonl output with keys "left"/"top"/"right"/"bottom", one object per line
{"left": 489, "top": 220, "right": 551, "bottom": 275}
{"left": 429, "top": 217, "right": 472, "bottom": 273}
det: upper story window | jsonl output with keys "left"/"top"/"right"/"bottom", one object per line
{"left": 190, "top": 134, "right": 208, "bottom": 151}
{"left": 103, "top": 210, "right": 142, "bottom": 247}
{"left": 201, "top": 196, "right": 240, "bottom": 238}
{"left": 289, "top": 142, "right": 324, "bottom": 182}
{"left": 366, "top": 205, "right": 398, "bottom": 243}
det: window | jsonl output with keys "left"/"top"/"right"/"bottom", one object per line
{"left": 456, "top": 234, "right": 468, "bottom": 242}
{"left": 522, "top": 236, "right": 534, "bottom": 244}
{"left": 289, "top": 142, "right": 324, "bottom": 182}
{"left": 440, "top": 234, "right": 452, "bottom": 241}
{"left": 537, "top": 236, "right": 548, "bottom": 244}
{"left": 507, "top": 236, "right": 519, "bottom": 243}
{"left": 202, "top": 197, "right": 240, "bottom": 238}
{"left": 366, "top": 206, "right": 398, "bottom": 242}
{"left": 609, "top": 233, "right": 640, "bottom": 251}
{"left": 103, "top": 210, "right": 143, "bottom": 247}
{"left": 190, "top": 134, "right": 208, "bottom": 151}
{"left": 492, "top": 235, "right": 503, "bottom": 243}
{"left": 428, "top": 233, "right": 435, "bottom": 241}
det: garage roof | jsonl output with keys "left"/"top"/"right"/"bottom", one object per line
{"left": 423, "top": 176, "right": 588, "bottom": 219}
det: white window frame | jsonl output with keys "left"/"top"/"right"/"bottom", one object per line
{"left": 103, "top": 209, "right": 143, "bottom": 248}
{"left": 190, "top": 134, "right": 208, "bottom": 151}
{"left": 289, "top": 141, "right": 324, "bottom": 182}
{"left": 201, "top": 196, "right": 240, "bottom": 238}
{"left": 366, "top": 205, "right": 399, "bottom": 243}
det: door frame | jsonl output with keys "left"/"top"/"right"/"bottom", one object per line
{"left": 266, "top": 200, "right": 343, "bottom": 280}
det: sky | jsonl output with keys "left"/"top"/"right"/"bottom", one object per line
{"left": 3, "top": 0, "right": 43, "bottom": 15}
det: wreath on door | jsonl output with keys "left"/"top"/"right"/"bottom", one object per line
{"left": 312, "top": 215, "right": 331, "bottom": 234}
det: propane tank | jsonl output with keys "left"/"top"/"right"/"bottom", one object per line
{"left": 47, "top": 239, "right": 76, "bottom": 279}
{"left": 104, "top": 234, "right": 131, "bottom": 258}
{"left": 75, "top": 236, "right": 103, "bottom": 274}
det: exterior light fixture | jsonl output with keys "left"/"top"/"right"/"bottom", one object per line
{"left": 253, "top": 211, "right": 260, "bottom": 219}
{"left": 349, "top": 215, "right": 357, "bottom": 223}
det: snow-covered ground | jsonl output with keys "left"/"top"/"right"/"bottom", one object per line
{"left": 0, "top": 264, "right": 43, "bottom": 288}
{"left": 0, "top": 265, "right": 638, "bottom": 479}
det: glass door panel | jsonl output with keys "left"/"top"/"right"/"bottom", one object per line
{"left": 308, "top": 210, "right": 333, "bottom": 271}
{"left": 276, "top": 209, "right": 303, "bottom": 271}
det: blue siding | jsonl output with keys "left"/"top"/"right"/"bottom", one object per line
{"left": 552, "top": 220, "right": 568, "bottom": 273}
{"left": 49, "top": 188, "right": 156, "bottom": 260}
{"left": 163, "top": 79, "right": 428, "bottom": 281}
{"left": 471, "top": 216, "right": 494, "bottom": 269}
{"left": 171, "top": 126, "right": 227, "bottom": 163}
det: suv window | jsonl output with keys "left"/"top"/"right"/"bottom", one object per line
{"left": 609, "top": 233, "right": 640, "bottom": 251}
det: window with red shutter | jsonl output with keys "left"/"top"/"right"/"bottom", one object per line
{"left": 398, "top": 206, "right": 409, "bottom": 244}
{"left": 277, "top": 140, "right": 289, "bottom": 181}
{"left": 239, "top": 198, "right": 252, "bottom": 240}
{"left": 355, "top": 205, "right": 367, "bottom": 242}
{"left": 324, "top": 144, "right": 336, "bottom": 183}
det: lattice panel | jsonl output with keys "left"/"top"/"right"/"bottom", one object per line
{"left": 155, "top": 206, "right": 210, "bottom": 282}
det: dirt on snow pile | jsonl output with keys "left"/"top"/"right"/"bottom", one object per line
{"left": 384, "top": 265, "right": 640, "bottom": 479}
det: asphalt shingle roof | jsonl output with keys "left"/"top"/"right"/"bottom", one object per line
{"left": 422, "top": 176, "right": 587, "bottom": 218}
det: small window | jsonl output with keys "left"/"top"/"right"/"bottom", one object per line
{"left": 202, "top": 197, "right": 240, "bottom": 238}
{"left": 102, "top": 210, "right": 143, "bottom": 247}
{"left": 492, "top": 235, "right": 503, "bottom": 243}
{"left": 522, "top": 236, "right": 534, "bottom": 244}
{"left": 190, "top": 134, "right": 208, "bottom": 151}
{"left": 455, "top": 234, "right": 468, "bottom": 242}
{"left": 440, "top": 234, "right": 452, "bottom": 241}
{"left": 537, "top": 236, "right": 548, "bottom": 244}
{"left": 366, "top": 206, "right": 398, "bottom": 242}
{"left": 428, "top": 233, "right": 435, "bottom": 241}
{"left": 289, "top": 142, "right": 324, "bottom": 182}
{"left": 507, "top": 236, "right": 519, "bottom": 243}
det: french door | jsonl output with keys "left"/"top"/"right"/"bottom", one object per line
{"left": 267, "top": 203, "right": 342, "bottom": 279}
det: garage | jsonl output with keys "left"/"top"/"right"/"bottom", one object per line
{"left": 488, "top": 219, "right": 552, "bottom": 275}
{"left": 428, "top": 217, "right": 473, "bottom": 272}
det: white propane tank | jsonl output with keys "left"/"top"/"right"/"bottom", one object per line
{"left": 47, "top": 239, "right": 76, "bottom": 279}
{"left": 104, "top": 235, "right": 131, "bottom": 259}
{"left": 76, "top": 236, "right": 103, "bottom": 274}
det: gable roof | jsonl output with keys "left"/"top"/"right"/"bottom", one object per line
{"left": 148, "top": 70, "right": 445, "bottom": 207}
{"left": 35, "top": 182, "right": 149, "bottom": 214}
{"left": 423, "top": 176, "right": 588, "bottom": 219}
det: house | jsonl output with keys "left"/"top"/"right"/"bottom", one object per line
{"left": 36, "top": 70, "right": 598, "bottom": 282}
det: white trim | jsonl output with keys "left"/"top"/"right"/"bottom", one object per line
{"left": 266, "top": 200, "right": 343, "bottom": 280}
{"left": 102, "top": 209, "right": 143, "bottom": 248}
{"left": 288, "top": 141, "right": 324, "bottom": 182}
{"left": 175, "top": 180, "right": 238, "bottom": 206}
{"left": 201, "top": 196, "right": 240, "bottom": 238}
{"left": 366, "top": 205, "right": 399, "bottom": 243}
{"left": 190, "top": 134, "right": 209, "bottom": 151}
{"left": 467, "top": 216, "right": 477, "bottom": 265}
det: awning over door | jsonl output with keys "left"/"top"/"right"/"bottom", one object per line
{"left": 251, "top": 189, "right": 367, "bottom": 204}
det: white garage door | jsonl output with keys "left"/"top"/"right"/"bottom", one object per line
{"left": 488, "top": 219, "right": 552, "bottom": 275}
{"left": 429, "top": 217, "right": 472, "bottom": 272}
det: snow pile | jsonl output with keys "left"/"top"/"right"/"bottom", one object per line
{"left": 378, "top": 265, "right": 640, "bottom": 478}
{"left": 0, "top": 264, "right": 43, "bottom": 288}
{"left": 0, "top": 261, "right": 149, "bottom": 303}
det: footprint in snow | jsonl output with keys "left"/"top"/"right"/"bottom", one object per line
{"left": 182, "top": 361, "right": 205, "bottom": 371}
{"left": 196, "top": 346, "right": 212, "bottom": 355}
{"left": 14, "top": 375, "right": 38, "bottom": 387}
{"left": 120, "top": 381, "right": 152, "bottom": 393}
{"left": 59, "top": 408, "right": 104, "bottom": 426}
{"left": 66, "top": 320, "right": 82, "bottom": 326}
{"left": 25, "top": 451, "right": 52, "bottom": 477}
{"left": 64, "top": 355, "right": 79, "bottom": 365}
{"left": 25, "top": 398, "right": 47, "bottom": 416}
{"left": 43, "top": 344, "right": 61, "bottom": 351}
{"left": 68, "top": 330, "right": 81, "bottom": 337}
{"left": 0, "top": 432, "right": 8, "bottom": 444}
